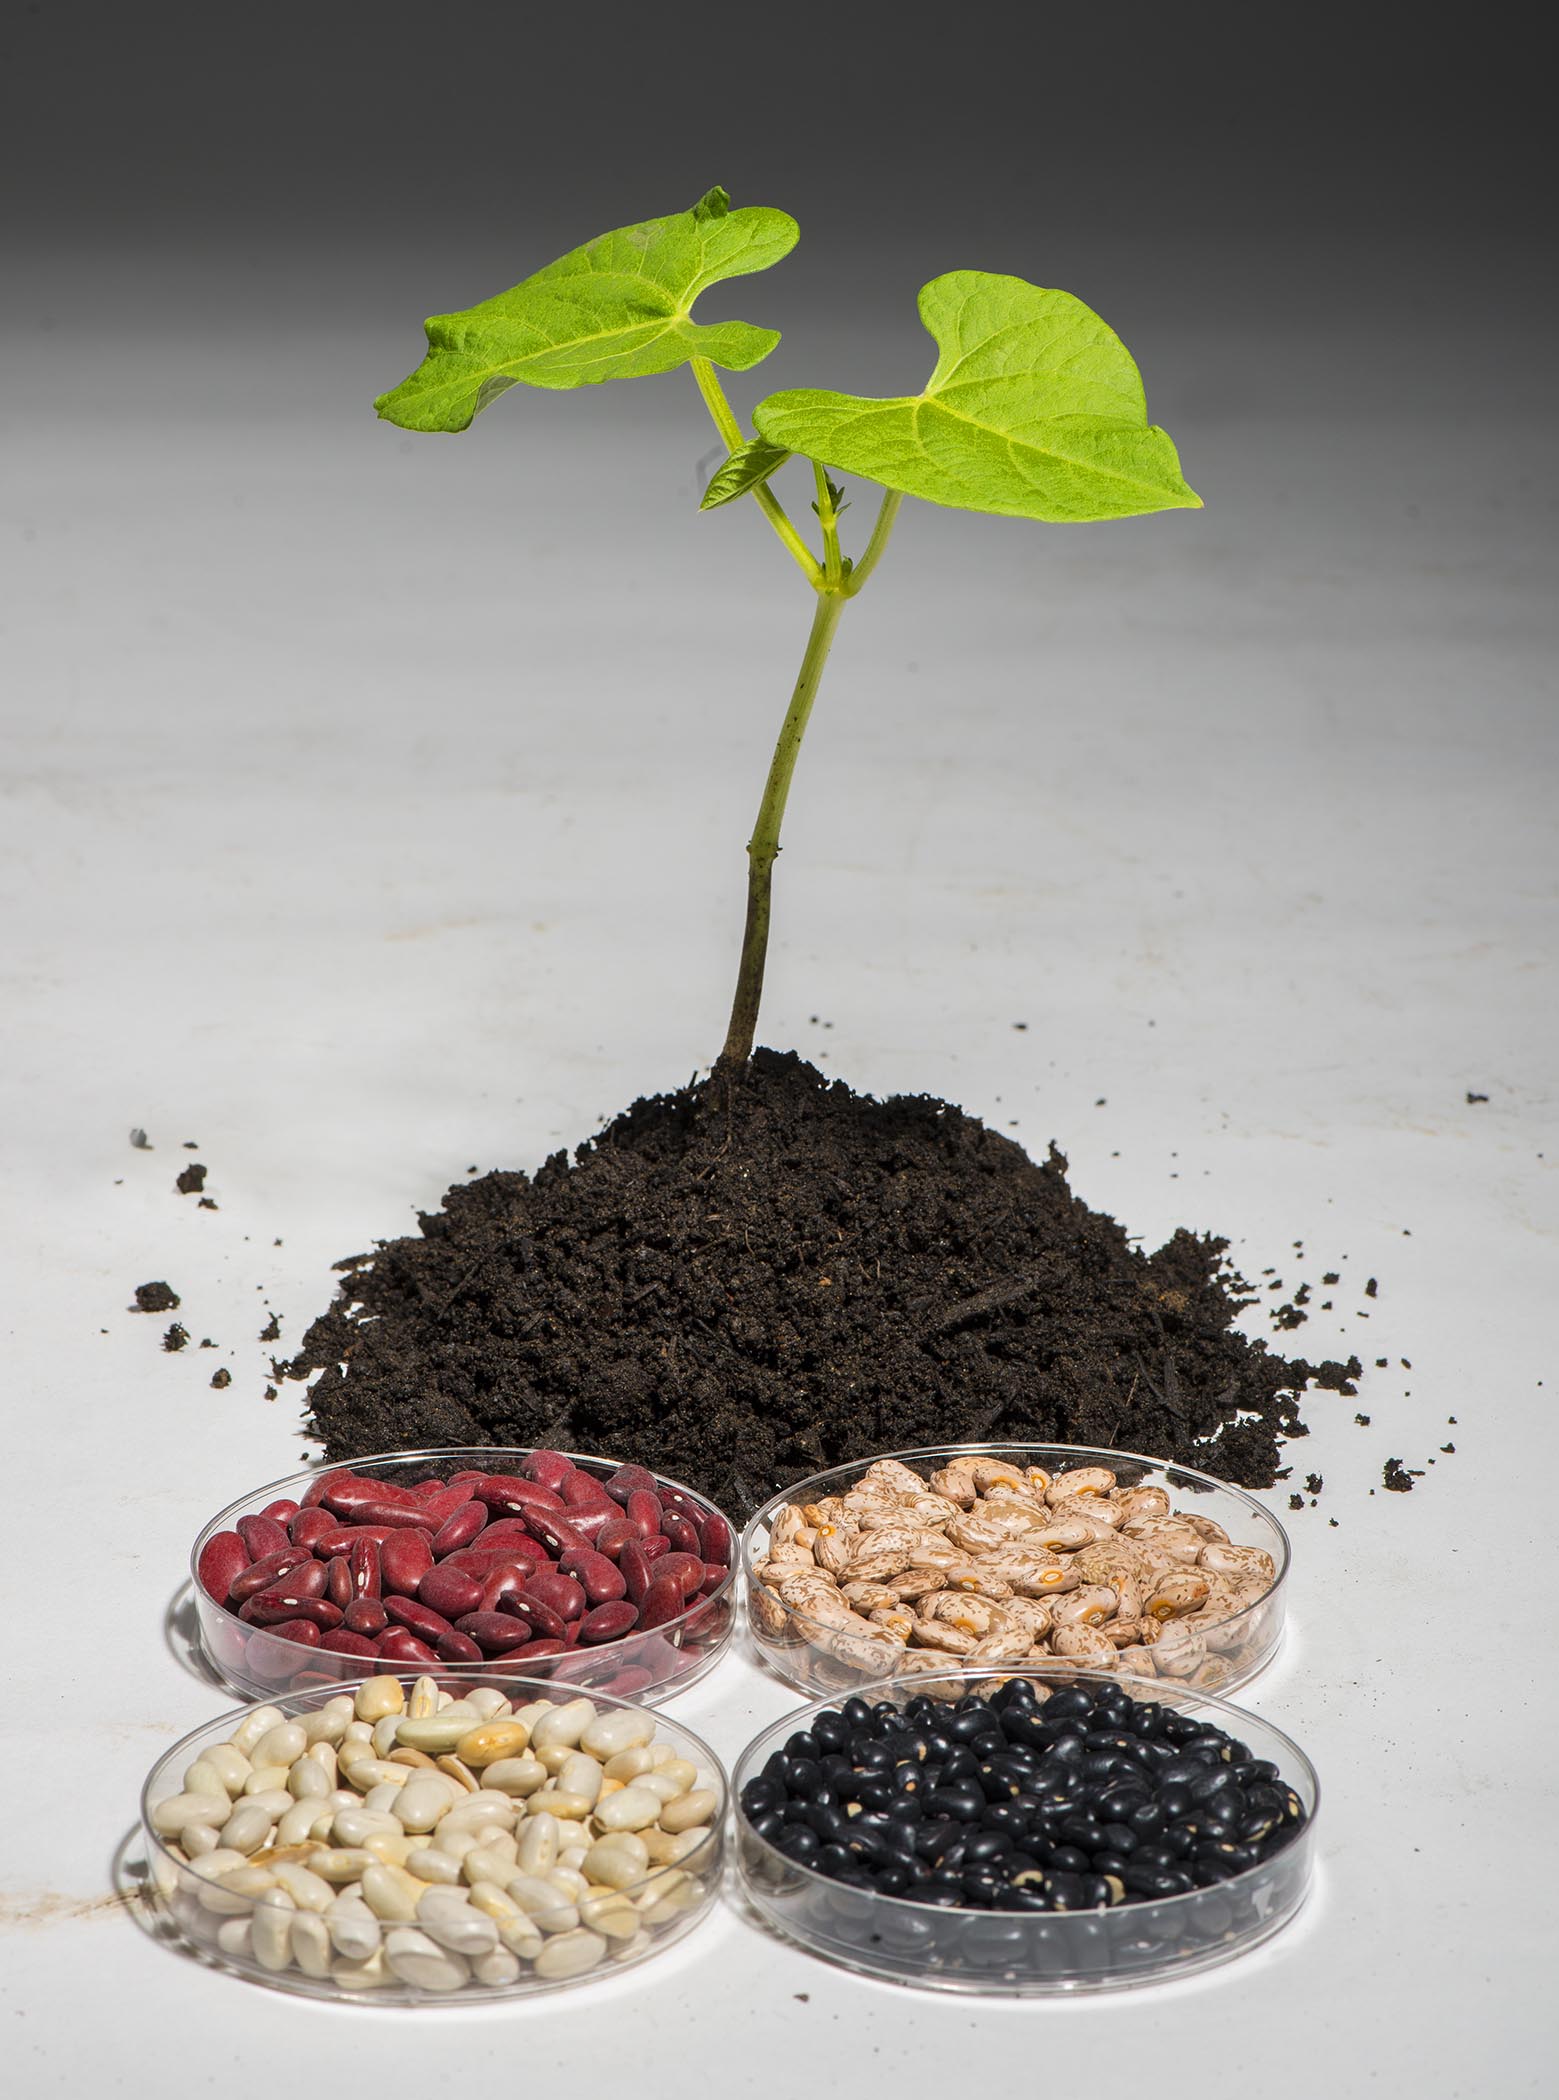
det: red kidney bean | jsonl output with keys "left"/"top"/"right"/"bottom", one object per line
{"left": 299, "top": 1473, "right": 336, "bottom": 1509}
{"left": 348, "top": 1534, "right": 382, "bottom": 1600}
{"left": 240, "top": 1592, "right": 343, "bottom": 1629}
{"left": 343, "top": 1496, "right": 439, "bottom": 1530}
{"left": 524, "top": 1509, "right": 590, "bottom": 1560}
{"left": 655, "top": 1551, "right": 707, "bottom": 1601}
{"left": 325, "top": 1556, "right": 354, "bottom": 1611}
{"left": 312, "top": 1524, "right": 397, "bottom": 1555}
{"left": 435, "top": 1630, "right": 484, "bottom": 1664}
{"left": 603, "top": 1464, "right": 659, "bottom": 1506}
{"left": 417, "top": 1564, "right": 484, "bottom": 1619}
{"left": 620, "top": 1541, "right": 652, "bottom": 1605}
{"left": 228, "top": 1546, "right": 311, "bottom": 1604}
{"left": 317, "top": 1473, "right": 385, "bottom": 1516}
{"left": 455, "top": 1612, "right": 536, "bottom": 1654}
{"left": 318, "top": 1627, "right": 379, "bottom": 1656}
{"left": 659, "top": 1485, "right": 702, "bottom": 1520}
{"left": 700, "top": 1561, "right": 729, "bottom": 1594}
{"left": 578, "top": 1600, "right": 639, "bottom": 1644}
{"left": 638, "top": 1533, "right": 670, "bottom": 1563}
{"left": 430, "top": 1500, "right": 487, "bottom": 1557}
{"left": 377, "top": 1627, "right": 440, "bottom": 1666}
{"left": 593, "top": 1516, "right": 638, "bottom": 1561}
{"left": 625, "top": 1489, "right": 663, "bottom": 1539}
{"left": 261, "top": 1616, "right": 322, "bottom": 1650}
{"left": 602, "top": 1664, "right": 655, "bottom": 1696}
{"left": 473, "top": 1474, "right": 565, "bottom": 1517}
{"left": 661, "top": 1510, "right": 701, "bottom": 1557}
{"left": 508, "top": 1592, "right": 566, "bottom": 1640}
{"left": 469, "top": 1517, "right": 544, "bottom": 1556}
{"left": 236, "top": 1513, "right": 291, "bottom": 1560}
{"left": 522, "top": 1567, "right": 586, "bottom": 1621}
{"left": 520, "top": 1450, "right": 575, "bottom": 1493}
{"left": 637, "top": 1573, "right": 689, "bottom": 1631}
{"left": 265, "top": 1558, "right": 327, "bottom": 1601}
{"left": 699, "top": 1511, "right": 733, "bottom": 1563}
{"left": 384, "top": 1594, "right": 456, "bottom": 1643}
{"left": 508, "top": 1637, "right": 566, "bottom": 1660}
{"left": 558, "top": 1547, "right": 627, "bottom": 1604}
{"left": 260, "top": 1498, "right": 301, "bottom": 1524}
{"left": 478, "top": 1561, "right": 532, "bottom": 1613}
{"left": 379, "top": 1529, "right": 434, "bottom": 1597}
{"left": 197, "top": 1531, "right": 249, "bottom": 1603}
{"left": 410, "top": 1476, "right": 450, "bottom": 1501}
{"left": 343, "top": 1597, "right": 388, "bottom": 1637}
{"left": 561, "top": 1470, "right": 617, "bottom": 1517}
{"left": 288, "top": 1506, "right": 337, "bottom": 1552}
{"left": 561, "top": 1619, "right": 581, "bottom": 1647}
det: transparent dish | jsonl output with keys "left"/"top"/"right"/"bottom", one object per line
{"left": 192, "top": 1447, "right": 736, "bottom": 1703}
{"left": 142, "top": 1672, "right": 726, "bottom": 2004}
{"left": 733, "top": 1664, "right": 1317, "bottom": 1993}
{"left": 742, "top": 1443, "right": 1288, "bottom": 1697}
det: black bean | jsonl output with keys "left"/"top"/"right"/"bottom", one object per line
{"left": 1101, "top": 1821, "right": 1139, "bottom": 1855}
{"left": 784, "top": 1756, "right": 822, "bottom": 1794}
{"left": 1044, "top": 1871, "right": 1088, "bottom": 1909}
{"left": 926, "top": 1784, "right": 985, "bottom": 1822}
{"left": 740, "top": 1775, "right": 784, "bottom": 1816}
{"left": 749, "top": 1809, "right": 785, "bottom": 1844}
{"left": 776, "top": 1826, "right": 820, "bottom": 1864}
{"left": 812, "top": 1711, "right": 849, "bottom": 1753}
{"left": 818, "top": 1842, "right": 852, "bottom": 1875}
{"left": 1042, "top": 1688, "right": 1094, "bottom": 1722}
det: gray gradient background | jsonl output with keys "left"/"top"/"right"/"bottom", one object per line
{"left": 4, "top": 4, "right": 1557, "bottom": 2091}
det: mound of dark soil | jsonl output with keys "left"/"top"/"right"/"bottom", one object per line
{"left": 295, "top": 1052, "right": 1358, "bottom": 1518}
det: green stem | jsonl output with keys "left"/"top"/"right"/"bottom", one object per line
{"left": 690, "top": 357, "right": 822, "bottom": 587}
{"left": 717, "top": 588, "right": 848, "bottom": 1069}
{"left": 813, "top": 460, "right": 844, "bottom": 589}
{"left": 844, "top": 488, "right": 903, "bottom": 596}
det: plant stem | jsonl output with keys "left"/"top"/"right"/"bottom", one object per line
{"left": 844, "top": 488, "right": 903, "bottom": 596}
{"left": 689, "top": 357, "right": 821, "bottom": 587}
{"left": 814, "top": 461, "right": 844, "bottom": 589}
{"left": 717, "top": 587, "right": 848, "bottom": 1070}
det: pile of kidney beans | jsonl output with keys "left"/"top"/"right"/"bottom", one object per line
{"left": 739, "top": 1679, "right": 1307, "bottom": 1912}
{"left": 196, "top": 1455, "right": 733, "bottom": 1670}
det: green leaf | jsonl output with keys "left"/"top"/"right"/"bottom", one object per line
{"left": 377, "top": 192, "right": 799, "bottom": 433}
{"left": 752, "top": 272, "right": 1200, "bottom": 523}
{"left": 700, "top": 437, "right": 792, "bottom": 511}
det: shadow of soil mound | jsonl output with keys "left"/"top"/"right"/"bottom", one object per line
{"left": 293, "top": 1051, "right": 1358, "bottom": 1518}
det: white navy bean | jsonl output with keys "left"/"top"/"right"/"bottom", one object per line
{"left": 290, "top": 1910, "right": 334, "bottom": 1976}
{"left": 253, "top": 1889, "right": 296, "bottom": 1970}
{"left": 384, "top": 1926, "right": 470, "bottom": 1992}
{"left": 325, "top": 1894, "right": 381, "bottom": 1960}
{"left": 533, "top": 1928, "right": 607, "bottom": 1980}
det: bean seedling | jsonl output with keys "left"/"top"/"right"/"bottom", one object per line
{"left": 377, "top": 188, "right": 1199, "bottom": 1069}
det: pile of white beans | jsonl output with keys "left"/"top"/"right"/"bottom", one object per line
{"left": 148, "top": 1675, "right": 720, "bottom": 1995}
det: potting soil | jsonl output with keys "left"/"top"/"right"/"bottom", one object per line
{"left": 295, "top": 1052, "right": 1358, "bottom": 1518}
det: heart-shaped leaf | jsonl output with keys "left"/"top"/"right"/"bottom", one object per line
{"left": 377, "top": 187, "right": 798, "bottom": 433}
{"left": 700, "top": 437, "right": 792, "bottom": 511}
{"left": 753, "top": 272, "right": 1199, "bottom": 523}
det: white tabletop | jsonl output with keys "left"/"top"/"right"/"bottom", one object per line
{"left": 3, "top": 299, "right": 1555, "bottom": 2096}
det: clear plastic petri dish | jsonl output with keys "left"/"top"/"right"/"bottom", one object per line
{"left": 742, "top": 1443, "right": 1288, "bottom": 1698}
{"left": 733, "top": 1663, "right": 1317, "bottom": 1993}
{"left": 141, "top": 1672, "right": 726, "bottom": 2004}
{"left": 192, "top": 1446, "right": 736, "bottom": 1703}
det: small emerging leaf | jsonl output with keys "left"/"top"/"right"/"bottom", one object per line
{"left": 378, "top": 192, "right": 799, "bottom": 433}
{"left": 753, "top": 272, "right": 1200, "bottom": 523}
{"left": 701, "top": 437, "right": 792, "bottom": 511}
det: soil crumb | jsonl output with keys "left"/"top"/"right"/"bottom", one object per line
{"left": 294, "top": 1053, "right": 1360, "bottom": 1519}
{"left": 1383, "top": 1457, "right": 1415, "bottom": 1492}
{"left": 176, "top": 1163, "right": 208, "bottom": 1194}
{"left": 210, "top": 1368, "right": 232, "bottom": 1389}
{"left": 132, "top": 1281, "right": 180, "bottom": 1313}
{"left": 162, "top": 1322, "right": 189, "bottom": 1352}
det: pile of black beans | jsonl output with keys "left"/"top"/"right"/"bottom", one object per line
{"left": 738, "top": 1679, "right": 1306, "bottom": 1912}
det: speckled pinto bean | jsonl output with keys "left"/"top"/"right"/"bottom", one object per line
{"left": 200, "top": 1456, "right": 734, "bottom": 1685}
{"left": 753, "top": 1457, "right": 1277, "bottom": 1688}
